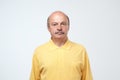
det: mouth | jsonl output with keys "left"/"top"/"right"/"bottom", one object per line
{"left": 55, "top": 32, "right": 64, "bottom": 35}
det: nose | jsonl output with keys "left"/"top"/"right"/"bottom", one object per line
{"left": 57, "top": 25, "right": 62, "bottom": 31}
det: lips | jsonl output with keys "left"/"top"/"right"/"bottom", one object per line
{"left": 55, "top": 31, "right": 64, "bottom": 35}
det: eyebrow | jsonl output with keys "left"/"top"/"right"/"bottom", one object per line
{"left": 47, "top": 15, "right": 70, "bottom": 27}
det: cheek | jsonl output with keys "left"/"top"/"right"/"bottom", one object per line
{"left": 63, "top": 27, "right": 69, "bottom": 32}
{"left": 49, "top": 28, "right": 56, "bottom": 33}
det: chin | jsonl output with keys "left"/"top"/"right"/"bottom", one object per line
{"left": 54, "top": 36, "right": 66, "bottom": 39}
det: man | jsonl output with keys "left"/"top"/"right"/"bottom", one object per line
{"left": 30, "top": 11, "right": 93, "bottom": 80}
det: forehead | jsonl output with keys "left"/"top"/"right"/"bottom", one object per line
{"left": 49, "top": 12, "right": 68, "bottom": 22}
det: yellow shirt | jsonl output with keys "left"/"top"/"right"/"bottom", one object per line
{"left": 30, "top": 40, "right": 93, "bottom": 80}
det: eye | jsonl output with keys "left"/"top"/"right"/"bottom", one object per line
{"left": 51, "top": 23, "right": 58, "bottom": 26}
{"left": 61, "top": 22, "right": 67, "bottom": 26}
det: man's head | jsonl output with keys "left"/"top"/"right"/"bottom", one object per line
{"left": 47, "top": 11, "right": 70, "bottom": 39}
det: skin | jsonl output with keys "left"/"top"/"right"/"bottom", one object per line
{"left": 47, "top": 11, "right": 70, "bottom": 47}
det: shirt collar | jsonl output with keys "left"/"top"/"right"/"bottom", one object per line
{"left": 48, "top": 39, "right": 72, "bottom": 50}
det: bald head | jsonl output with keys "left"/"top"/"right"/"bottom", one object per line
{"left": 47, "top": 11, "right": 70, "bottom": 27}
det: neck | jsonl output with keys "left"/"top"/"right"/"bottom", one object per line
{"left": 51, "top": 37, "right": 68, "bottom": 47}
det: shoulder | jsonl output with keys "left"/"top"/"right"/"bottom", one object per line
{"left": 70, "top": 40, "right": 86, "bottom": 50}
{"left": 36, "top": 42, "right": 49, "bottom": 50}
{"left": 33, "top": 41, "right": 50, "bottom": 55}
{"left": 69, "top": 41, "right": 88, "bottom": 57}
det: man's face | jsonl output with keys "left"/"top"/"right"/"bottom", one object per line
{"left": 48, "top": 12, "right": 69, "bottom": 39}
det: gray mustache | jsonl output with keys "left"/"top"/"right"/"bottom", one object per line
{"left": 55, "top": 32, "right": 64, "bottom": 34}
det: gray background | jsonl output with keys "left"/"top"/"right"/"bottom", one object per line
{"left": 0, "top": 0, "right": 120, "bottom": 80}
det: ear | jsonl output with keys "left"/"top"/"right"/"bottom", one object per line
{"left": 68, "top": 26, "right": 70, "bottom": 31}
{"left": 48, "top": 27, "right": 51, "bottom": 32}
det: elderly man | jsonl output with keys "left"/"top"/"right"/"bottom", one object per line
{"left": 30, "top": 11, "right": 93, "bottom": 80}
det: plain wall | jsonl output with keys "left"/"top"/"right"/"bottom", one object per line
{"left": 0, "top": 0, "right": 120, "bottom": 80}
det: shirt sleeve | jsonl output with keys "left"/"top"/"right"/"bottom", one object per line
{"left": 81, "top": 49, "right": 93, "bottom": 80}
{"left": 30, "top": 53, "right": 40, "bottom": 80}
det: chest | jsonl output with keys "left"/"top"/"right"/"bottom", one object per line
{"left": 39, "top": 48, "right": 84, "bottom": 71}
